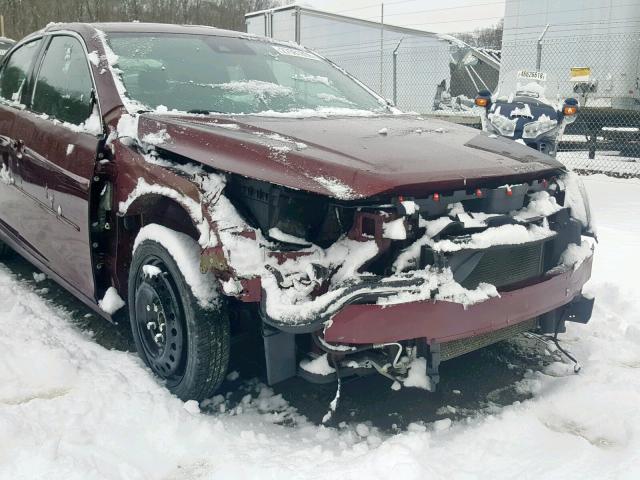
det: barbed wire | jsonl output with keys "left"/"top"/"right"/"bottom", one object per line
{"left": 287, "top": 14, "right": 640, "bottom": 51}
{"left": 287, "top": 1, "right": 640, "bottom": 44}
{"left": 298, "top": 24, "right": 639, "bottom": 59}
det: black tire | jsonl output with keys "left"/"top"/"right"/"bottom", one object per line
{"left": 128, "top": 237, "right": 230, "bottom": 401}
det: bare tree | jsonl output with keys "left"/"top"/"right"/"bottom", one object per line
{"left": 0, "top": 0, "right": 280, "bottom": 41}
{"left": 456, "top": 19, "right": 504, "bottom": 49}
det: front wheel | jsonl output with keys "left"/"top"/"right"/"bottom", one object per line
{"left": 128, "top": 235, "right": 230, "bottom": 401}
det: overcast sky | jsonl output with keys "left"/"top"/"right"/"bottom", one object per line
{"left": 301, "top": 0, "right": 506, "bottom": 34}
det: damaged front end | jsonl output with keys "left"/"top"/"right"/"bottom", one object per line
{"left": 200, "top": 171, "right": 595, "bottom": 391}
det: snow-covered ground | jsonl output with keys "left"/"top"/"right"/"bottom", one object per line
{"left": 559, "top": 151, "right": 640, "bottom": 177}
{"left": 1, "top": 175, "right": 640, "bottom": 479}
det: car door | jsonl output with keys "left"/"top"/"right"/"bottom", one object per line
{"left": 11, "top": 33, "right": 102, "bottom": 300}
{"left": 0, "top": 38, "right": 44, "bottom": 251}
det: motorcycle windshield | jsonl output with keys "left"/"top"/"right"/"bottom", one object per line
{"left": 486, "top": 70, "right": 562, "bottom": 140}
{"left": 494, "top": 69, "right": 561, "bottom": 109}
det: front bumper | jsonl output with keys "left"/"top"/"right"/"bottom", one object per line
{"left": 323, "top": 253, "right": 593, "bottom": 345}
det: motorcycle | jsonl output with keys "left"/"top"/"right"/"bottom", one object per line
{"left": 475, "top": 70, "right": 579, "bottom": 157}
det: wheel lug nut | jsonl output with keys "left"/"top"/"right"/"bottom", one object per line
{"left": 146, "top": 321, "right": 156, "bottom": 331}
{"left": 154, "top": 333, "right": 164, "bottom": 344}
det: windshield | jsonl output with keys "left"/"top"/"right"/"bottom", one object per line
{"left": 106, "top": 33, "right": 387, "bottom": 115}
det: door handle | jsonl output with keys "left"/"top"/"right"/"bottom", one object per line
{"left": 45, "top": 185, "right": 55, "bottom": 207}
{"left": 13, "top": 140, "right": 24, "bottom": 160}
{"left": 11, "top": 139, "right": 24, "bottom": 160}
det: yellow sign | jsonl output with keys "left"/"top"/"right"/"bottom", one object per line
{"left": 570, "top": 67, "right": 591, "bottom": 82}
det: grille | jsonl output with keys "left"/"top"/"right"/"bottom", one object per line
{"left": 460, "top": 241, "right": 544, "bottom": 290}
{"left": 440, "top": 319, "right": 537, "bottom": 361}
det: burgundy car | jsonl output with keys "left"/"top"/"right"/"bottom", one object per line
{"left": 0, "top": 23, "right": 595, "bottom": 401}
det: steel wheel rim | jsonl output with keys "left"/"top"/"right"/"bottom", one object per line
{"left": 134, "top": 257, "right": 187, "bottom": 385}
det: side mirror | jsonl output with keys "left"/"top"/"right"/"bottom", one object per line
{"left": 562, "top": 97, "right": 579, "bottom": 123}
{"left": 475, "top": 89, "right": 492, "bottom": 108}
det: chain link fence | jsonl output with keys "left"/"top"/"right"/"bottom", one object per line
{"left": 322, "top": 31, "right": 640, "bottom": 178}
{"left": 501, "top": 32, "right": 640, "bottom": 178}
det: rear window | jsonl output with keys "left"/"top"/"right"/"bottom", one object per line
{"left": 106, "top": 33, "right": 386, "bottom": 115}
{"left": 0, "top": 39, "right": 42, "bottom": 103}
{"left": 32, "top": 35, "right": 94, "bottom": 125}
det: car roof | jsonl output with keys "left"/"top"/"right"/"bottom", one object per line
{"left": 45, "top": 21, "right": 248, "bottom": 38}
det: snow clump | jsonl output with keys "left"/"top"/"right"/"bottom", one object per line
{"left": 98, "top": 287, "right": 125, "bottom": 314}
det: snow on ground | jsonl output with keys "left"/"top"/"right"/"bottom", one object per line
{"left": 1, "top": 175, "right": 640, "bottom": 479}
{"left": 558, "top": 151, "right": 640, "bottom": 177}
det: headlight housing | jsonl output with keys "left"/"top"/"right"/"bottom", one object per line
{"left": 522, "top": 118, "right": 558, "bottom": 138}
{"left": 488, "top": 113, "right": 517, "bottom": 137}
{"left": 577, "top": 176, "right": 595, "bottom": 235}
{"left": 561, "top": 172, "right": 596, "bottom": 235}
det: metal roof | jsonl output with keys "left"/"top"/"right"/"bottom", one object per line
{"left": 245, "top": 3, "right": 443, "bottom": 39}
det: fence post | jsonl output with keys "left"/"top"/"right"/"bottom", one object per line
{"left": 294, "top": 6, "right": 301, "bottom": 44}
{"left": 380, "top": 3, "right": 384, "bottom": 94}
{"left": 536, "top": 24, "right": 550, "bottom": 70}
{"left": 392, "top": 51, "right": 397, "bottom": 105}
{"left": 392, "top": 38, "right": 404, "bottom": 106}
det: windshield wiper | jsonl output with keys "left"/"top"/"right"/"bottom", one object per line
{"left": 186, "top": 109, "right": 223, "bottom": 115}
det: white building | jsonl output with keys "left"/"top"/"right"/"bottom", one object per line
{"left": 245, "top": 5, "right": 453, "bottom": 113}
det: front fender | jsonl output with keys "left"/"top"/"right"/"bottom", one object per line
{"left": 113, "top": 140, "right": 218, "bottom": 247}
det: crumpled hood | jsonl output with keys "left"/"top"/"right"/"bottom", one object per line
{"left": 136, "top": 113, "right": 564, "bottom": 200}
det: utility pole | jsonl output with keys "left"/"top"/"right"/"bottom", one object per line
{"left": 0, "top": 15, "right": 5, "bottom": 38}
{"left": 380, "top": 3, "right": 384, "bottom": 94}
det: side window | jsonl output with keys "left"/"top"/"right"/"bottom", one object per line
{"left": 32, "top": 36, "right": 94, "bottom": 125}
{"left": 0, "top": 39, "right": 43, "bottom": 103}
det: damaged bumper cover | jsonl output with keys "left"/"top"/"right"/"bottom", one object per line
{"left": 260, "top": 249, "right": 594, "bottom": 345}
